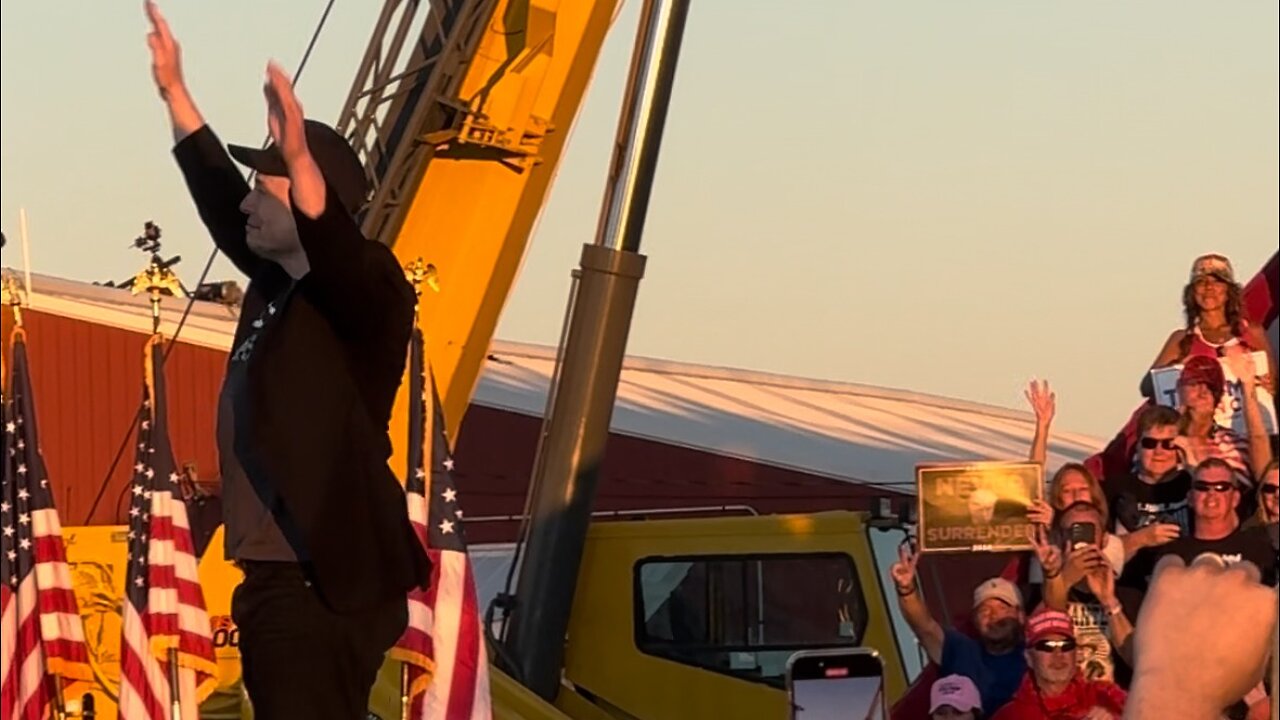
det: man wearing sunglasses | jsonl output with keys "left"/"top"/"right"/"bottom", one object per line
{"left": 1106, "top": 405, "right": 1192, "bottom": 595}
{"left": 989, "top": 609, "right": 1126, "bottom": 719}
{"left": 1156, "top": 457, "right": 1277, "bottom": 586}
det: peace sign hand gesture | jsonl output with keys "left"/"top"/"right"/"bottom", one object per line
{"left": 1031, "top": 525, "right": 1064, "bottom": 577}
{"left": 890, "top": 542, "right": 920, "bottom": 592}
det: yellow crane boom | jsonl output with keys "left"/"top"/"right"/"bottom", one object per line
{"left": 335, "top": 0, "right": 623, "bottom": 458}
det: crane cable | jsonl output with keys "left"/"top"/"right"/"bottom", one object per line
{"left": 83, "top": 0, "right": 339, "bottom": 524}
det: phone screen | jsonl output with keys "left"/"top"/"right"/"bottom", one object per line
{"left": 789, "top": 650, "right": 885, "bottom": 720}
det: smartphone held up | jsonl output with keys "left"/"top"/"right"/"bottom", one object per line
{"left": 786, "top": 648, "right": 886, "bottom": 720}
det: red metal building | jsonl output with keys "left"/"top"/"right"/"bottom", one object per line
{"left": 3, "top": 270, "right": 1110, "bottom": 685}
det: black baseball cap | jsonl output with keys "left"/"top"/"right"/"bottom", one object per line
{"left": 228, "top": 119, "right": 369, "bottom": 215}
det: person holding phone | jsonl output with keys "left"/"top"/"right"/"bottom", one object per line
{"left": 1037, "top": 502, "right": 1136, "bottom": 685}
{"left": 1024, "top": 381, "right": 1126, "bottom": 577}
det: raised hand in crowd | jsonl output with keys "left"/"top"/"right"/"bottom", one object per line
{"left": 1030, "top": 525, "right": 1064, "bottom": 577}
{"left": 889, "top": 541, "right": 920, "bottom": 590}
{"left": 1124, "top": 555, "right": 1278, "bottom": 720}
{"left": 1026, "top": 379, "right": 1056, "bottom": 467}
{"left": 145, "top": 1, "right": 205, "bottom": 141}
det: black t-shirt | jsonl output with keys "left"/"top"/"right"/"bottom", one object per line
{"left": 1156, "top": 525, "right": 1278, "bottom": 586}
{"left": 1106, "top": 470, "right": 1193, "bottom": 589}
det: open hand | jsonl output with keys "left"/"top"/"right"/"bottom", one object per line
{"left": 264, "top": 62, "right": 309, "bottom": 167}
{"left": 1025, "top": 379, "right": 1056, "bottom": 427}
{"left": 144, "top": 1, "right": 184, "bottom": 98}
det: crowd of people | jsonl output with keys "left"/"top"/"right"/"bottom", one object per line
{"left": 898, "top": 253, "right": 1279, "bottom": 720}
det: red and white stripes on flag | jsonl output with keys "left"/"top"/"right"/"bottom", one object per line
{"left": 2, "top": 328, "right": 94, "bottom": 720}
{"left": 116, "top": 335, "right": 218, "bottom": 720}
{"left": 390, "top": 328, "right": 491, "bottom": 720}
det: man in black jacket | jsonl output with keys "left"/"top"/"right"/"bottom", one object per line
{"left": 145, "top": 3, "right": 430, "bottom": 718}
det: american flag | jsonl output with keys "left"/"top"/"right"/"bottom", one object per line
{"left": 116, "top": 335, "right": 218, "bottom": 720}
{"left": 1, "top": 329, "right": 94, "bottom": 720}
{"left": 390, "top": 328, "right": 492, "bottom": 719}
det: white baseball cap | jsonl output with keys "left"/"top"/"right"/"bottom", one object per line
{"left": 972, "top": 577, "right": 1023, "bottom": 609}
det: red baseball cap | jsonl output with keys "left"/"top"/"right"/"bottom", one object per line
{"left": 1026, "top": 608, "right": 1075, "bottom": 644}
{"left": 1178, "top": 355, "right": 1225, "bottom": 401}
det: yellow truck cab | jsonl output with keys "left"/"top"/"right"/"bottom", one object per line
{"left": 552, "top": 510, "right": 914, "bottom": 719}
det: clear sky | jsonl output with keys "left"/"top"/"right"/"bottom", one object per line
{"left": 2, "top": 1, "right": 1277, "bottom": 439}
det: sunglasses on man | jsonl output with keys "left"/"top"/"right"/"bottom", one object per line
{"left": 1139, "top": 437, "right": 1178, "bottom": 451}
{"left": 1032, "top": 639, "right": 1077, "bottom": 654}
{"left": 1261, "top": 483, "right": 1279, "bottom": 496}
{"left": 1193, "top": 480, "right": 1236, "bottom": 494}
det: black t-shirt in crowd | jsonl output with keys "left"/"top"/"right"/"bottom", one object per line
{"left": 1106, "top": 470, "right": 1193, "bottom": 589}
{"left": 1156, "top": 525, "right": 1278, "bottom": 586}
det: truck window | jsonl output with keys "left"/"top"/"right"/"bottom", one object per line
{"left": 633, "top": 553, "right": 866, "bottom": 686}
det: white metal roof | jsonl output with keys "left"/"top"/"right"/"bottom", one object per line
{"left": 6, "top": 269, "right": 1104, "bottom": 490}
{"left": 474, "top": 342, "right": 1102, "bottom": 490}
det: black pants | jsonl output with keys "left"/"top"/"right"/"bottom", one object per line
{"left": 231, "top": 562, "right": 407, "bottom": 720}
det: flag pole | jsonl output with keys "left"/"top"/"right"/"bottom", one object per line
{"left": 400, "top": 663, "right": 411, "bottom": 720}
{"left": 18, "top": 207, "right": 33, "bottom": 305}
{"left": 400, "top": 257, "right": 436, "bottom": 720}
{"left": 168, "top": 647, "right": 181, "bottom": 719}
{"left": 1, "top": 274, "right": 22, "bottom": 397}
{"left": 51, "top": 673, "right": 67, "bottom": 720}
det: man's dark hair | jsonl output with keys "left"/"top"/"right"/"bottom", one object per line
{"left": 1055, "top": 500, "right": 1103, "bottom": 528}
{"left": 1194, "top": 457, "right": 1236, "bottom": 480}
{"left": 1137, "top": 404, "right": 1181, "bottom": 437}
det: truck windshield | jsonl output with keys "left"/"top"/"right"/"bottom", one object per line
{"left": 634, "top": 553, "right": 867, "bottom": 686}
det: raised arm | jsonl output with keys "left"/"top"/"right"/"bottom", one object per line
{"left": 264, "top": 63, "right": 415, "bottom": 342}
{"left": 1243, "top": 322, "right": 1277, "bottom": 396}
{"left": 146, "top": 1, "right": 265, "bottom": 278}
{"left": 889, "top": 544, "right": 945, "bottom": 664}
{"left": 1225, "top": 349, "right": 1274, "bottom": 481}
{"left": 1024, "top": 380, "right": 1056, "bottom": 526}
{"left": 1025, "top": 379, "right": 1055, "bottom": 467}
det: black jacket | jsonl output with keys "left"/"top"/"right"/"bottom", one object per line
{"left": 174, "top": 125, "right": 430, "bottom": 613}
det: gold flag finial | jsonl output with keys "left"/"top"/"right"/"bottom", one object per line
{"left": 131, "top": 256, "right": 183, "bottom": 334}
{"left": 404, "top": 258, "right": 440, "bottom": 306}
{"left": 1, "top": 273, "right": 24, "bottom": 328}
